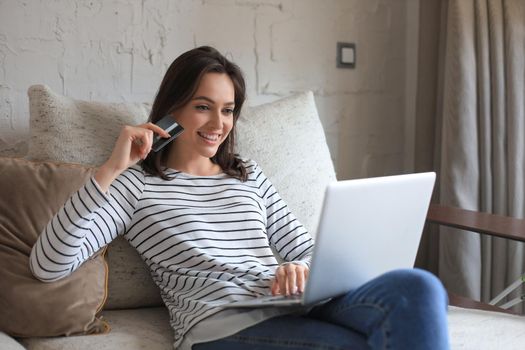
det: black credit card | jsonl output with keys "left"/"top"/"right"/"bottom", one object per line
{"left": 151, "top": 115, "right": 185, "bottom": 152}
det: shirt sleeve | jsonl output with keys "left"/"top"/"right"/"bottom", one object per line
{"left": 251, "top": 161, "right": 314, "bottom": 267}
{"left": 29, "top": 166, "right": 146, "bottom": 282}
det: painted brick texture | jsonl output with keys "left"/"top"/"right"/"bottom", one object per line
{"left": 0, "top": 0, "right": 412, "bottom": 179}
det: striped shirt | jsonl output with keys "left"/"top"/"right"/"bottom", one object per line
{"left": 29, "top": 159, "right": 314, "bottom": 347}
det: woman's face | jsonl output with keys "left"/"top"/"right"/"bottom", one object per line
{"left": 171, "top": 72, "right": 235, "bottom": 159}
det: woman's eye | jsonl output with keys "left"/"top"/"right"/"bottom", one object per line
{"left": 196, "top": 105, "right": 209, "bottom": 111}
{"left": 224, "top": 108, "right": 234, "bottom": 115}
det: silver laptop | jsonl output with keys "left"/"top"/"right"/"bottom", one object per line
{"left": 218, "top": 172, "right": 436, "bottom": 308}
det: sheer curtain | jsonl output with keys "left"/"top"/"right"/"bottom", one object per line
{"left": 415, "top": 0, "right": 525, "bottom": 311}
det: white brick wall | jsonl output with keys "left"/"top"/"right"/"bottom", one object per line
{"left": 0, "top": 0, "right": 417, "bottom": 180}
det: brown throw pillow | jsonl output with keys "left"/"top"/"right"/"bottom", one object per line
{"left": 0, "top": 157, "right": 109, "bottom": 337}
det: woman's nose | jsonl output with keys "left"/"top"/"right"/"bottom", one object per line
{"left": 209, "top": 110, "right": 223, "bottom": 128}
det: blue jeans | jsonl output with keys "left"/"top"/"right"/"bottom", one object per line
{"left": 193, "top": 269, "right": 450, "bottom": 350}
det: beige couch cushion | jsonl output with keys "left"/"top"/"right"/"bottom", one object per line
{"left": 447, "top": 306, "right": 525, "bottom": 349}
{"left": 19, "top": 307, "right": 173, "bottom": 350}
{"left": 26, "top": 85, "right": 336, "bottom": 312}
{"left": 0, "top": 332, "right": 26, "bottom": 350}
{"left": 0, "top": 157, "right": 108, "bottom": 337}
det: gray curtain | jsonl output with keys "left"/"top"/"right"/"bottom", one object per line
{"left": 416, "top": 0, "right": 525, "bottom": 311}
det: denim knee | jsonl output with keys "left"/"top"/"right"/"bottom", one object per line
{"left": 384, "top": 268, "right": 448, "bottom": 306}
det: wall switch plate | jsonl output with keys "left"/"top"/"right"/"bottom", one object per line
{"left": 337, "top": 42, "right": 356, "bottom": 69}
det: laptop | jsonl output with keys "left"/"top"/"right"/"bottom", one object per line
{"left": 217, "top": 172, "right": 436, "bottom": 308}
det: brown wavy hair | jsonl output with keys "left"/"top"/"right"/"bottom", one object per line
{"left": 141, "top": 46, "right": 247, "bottom": 181}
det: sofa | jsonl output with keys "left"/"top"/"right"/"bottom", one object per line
{"left": 1, "top": 86, "right": 525, "bottom": 349}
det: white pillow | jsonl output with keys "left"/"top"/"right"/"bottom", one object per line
{"left": 27, "top": 85, "right": 150, "bottom": 166}
{"left": 238, "top": 91, "right": 336, "bottom": 237}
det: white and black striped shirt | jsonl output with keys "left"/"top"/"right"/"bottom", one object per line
{"left": 30, "top": 160, "right": 313, "bottom": 347}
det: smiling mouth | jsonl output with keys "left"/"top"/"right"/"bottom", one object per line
{"left": 197, "top": 131, "right": 221, "bottom": 142}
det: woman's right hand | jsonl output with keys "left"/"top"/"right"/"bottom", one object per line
{"left": 95, "top": 123, "right": 170, "bottom": 192}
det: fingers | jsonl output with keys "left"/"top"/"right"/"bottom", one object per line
{"left": 272, "top": 263, "right": 309, "bottom": 296}
{"left": 145, "top": 128, "right": 154, "bottom": 155}
{"left": 130, "top": 128, "right": 153, "bottom": 160}
{"left": 271, "top": 279, "right": 280, "bottom": 296}
{"left": 296, "top": 267, "right": 305, "bottom": 294}
{"left": 277, "top": 266, "right": 287, "bottom": 295}
{"left": 287, "top": 265, "right": 297, "bottom": 295}
{"left": 140, "top": 130, "right": 152, "bottom": 159}
{"left": 127, "top": 123, "right": 169, "bottom": 160}
{"left": 107, "top": 122, "right": 170, "bottom": 175}
{"left": 142, "top": 122, "right": 171, "bottom": 138}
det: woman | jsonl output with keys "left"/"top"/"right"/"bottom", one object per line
{"left": 30, "top": 46, "right": 450, "bottom": 349}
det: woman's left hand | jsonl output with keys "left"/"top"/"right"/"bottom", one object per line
{"left": 271, "top": 263, "right": 309, "bottom": 296}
